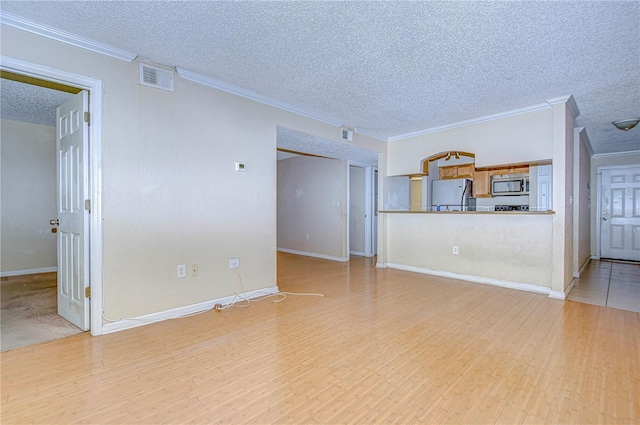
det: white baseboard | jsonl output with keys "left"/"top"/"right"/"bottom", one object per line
{"left": 386, "top": 263, "right": 551, "bottom": 295}
{"left": 549, "top": 278, "right": 576, "bottom": 300}
{"left": 101, "top": 285, "right": 279, "bottom": 335}
{"left": 277, "top": 247, "right": 349, "bottom": 262}
{"left": 0, "top": 267, "right": 57, "bottom": 277}
{"left": 376, "top": 262, "right": 388, "bottom": 268}
{"left": 350, "top": 250, "right": 365, "bottom": 256}
{"left": 573, "top": 257, "right": 591, "bottom": 278}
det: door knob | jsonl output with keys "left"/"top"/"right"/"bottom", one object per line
{"left": 50, "top": 219, "right": 59, "bottom": 225}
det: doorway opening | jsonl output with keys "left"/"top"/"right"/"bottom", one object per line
{"left": 276, "top": 126, "right": 378, "bottom": 263}
{"left": 0, "top": 77, "right": 85, "bottom": 350}
{"left": 1, "top": 55, "right": 104, "bottom": 339}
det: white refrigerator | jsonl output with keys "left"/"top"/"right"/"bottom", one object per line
{"left": 431, "top": 178, "right": 474, "bottom": 211}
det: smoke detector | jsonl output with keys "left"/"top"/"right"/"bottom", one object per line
{"left": 139, "top": 63, "right": 174, "bottom": 92}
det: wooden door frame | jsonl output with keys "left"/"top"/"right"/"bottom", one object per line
{"left": 1, "top": 55, "right": 104, "bottom": 336}
{"left": 595, "top": 164, "right": 639, "bottom": 260}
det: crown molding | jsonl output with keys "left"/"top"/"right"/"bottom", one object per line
{"left": 356, "top": 128, "right": 388, "bottom": 141}
{"left": 177, "top": 68, "right": 388, "bottom": 142}
{"left": 546, "top": 94, "right": 580, "bottom": 118}
{"left": 0, "top": 12, "right": 137, "bottom": 62}
{"left": 575, "top": 127, "right": 594, "bottom": 157}
{"left": 178, "top": 67, "right": 341, "bottom": 126}
{"left": 388, "top": 102, "right": 551, "bottom": 142}
{"left": 591, "top": 149, "right": 640, "bottom": 159}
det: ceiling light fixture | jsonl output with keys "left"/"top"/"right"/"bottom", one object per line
{"left": 612, "top": 118, "right": 640, "bottom": 131}
{"left": 444, "top": 151, "right": 461, "bottom": 161}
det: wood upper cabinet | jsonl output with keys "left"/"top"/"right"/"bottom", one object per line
{"left": 433, "top": 155, "right": 536, "bottom": 199}
{"left": 488, "top": 166, "right": 529, "bottom": 177}
{"left": 439, "top": 164, "right": 474, "bottom": 180}
{"left": 473, "top": 170, "right": 491, "bottom": 198}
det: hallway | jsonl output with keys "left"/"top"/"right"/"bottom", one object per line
{"left": 568, "top": 259, "right": 640, "bottom": 313}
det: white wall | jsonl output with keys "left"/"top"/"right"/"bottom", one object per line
{"left": 383, "top": 176, "right": 410, "bottom": 210}
{"left": 349, "top": 166, "right": 365, "bottom": 254}
{"left": 590, "top": 151, "right": 640, "bottom": 257}
{"left": 277, "top": 156, "right": 348, "bottom": 260}
{"left": 1, "top": 119, "right": 57, "bottom": 274}
{"left": 1, "top": 24, "right": 385, "bottom": 320}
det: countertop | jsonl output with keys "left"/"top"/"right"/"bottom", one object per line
{"left": 380, "top": 209, "right": 555, "bottom": 215}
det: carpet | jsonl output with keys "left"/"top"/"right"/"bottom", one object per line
{"left": 1, "top": 272, "right": 84, "bottom": 352}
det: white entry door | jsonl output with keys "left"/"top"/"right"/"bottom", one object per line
{"left": 57, "top": 91, "right": 90, "bottom": 331}
{"left": 600, "top": 166, "right": 640, "bottom": 262}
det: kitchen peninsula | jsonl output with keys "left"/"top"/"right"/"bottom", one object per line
{"left": 380, "top": 97, "right": 580, "bottom": 301}
{"left": 381, "top": 209, "right": 554, "bottom": 214}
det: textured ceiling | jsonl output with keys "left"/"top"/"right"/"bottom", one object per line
{"left": 277, "top": 127, "right": 378, "bottom": 167}
{"left": 1, "top": 78, "right": 73, "bottom": 126}
{"left": 1, "top": 1, "right": 639, "bottom": 155}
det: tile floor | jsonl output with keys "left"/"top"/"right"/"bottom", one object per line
{"left": 568, "top": 259, "right": 640, "bottom": 313}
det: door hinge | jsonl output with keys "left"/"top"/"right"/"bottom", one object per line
{"left": 84, "top": 111, "right": 90, "bottom": 123}
{"left": 85, "top": 287, "right": 91, "bottom": 298}
{"left": 85, "top": 199, "right": 91, "bottom": 213}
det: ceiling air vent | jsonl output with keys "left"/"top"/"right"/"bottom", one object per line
{"left": 341, "top": 127, "right": 354, "bottom": 142}
{"left": 139, "top": 63, "right": 174, "bottom": 92}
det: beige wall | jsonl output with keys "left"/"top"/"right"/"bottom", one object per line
{"left": 0, "top": 119, "right": 57, "bottom": 274}
{"left": 590, "top": 151, "right": 640, "bottom": 257}
{"left": 386, "top": 214, "right": 553, "bottom": 287}
{"left": 387, "top": 108, "right": 553, "bottom": 176}
{"left": 349, "top": 166, "right": 366, "bottom": 254}
{"left": 573, "top": 128, "right": 592, "bottom": 275}
{"left": 549, "top": 104, "right": 575, "bottom": 293}
{"left": 277, "top": 156, "right": 348, "bottom": 260}
{"left": 382, "top": 100, "right": 577, "bottom": 295}
{"left": 1, "top": 24, "right": 384, "bottom": 320}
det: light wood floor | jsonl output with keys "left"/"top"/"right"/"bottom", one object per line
{"left": 2, "top": 253, "right": 638, "bottom": 424}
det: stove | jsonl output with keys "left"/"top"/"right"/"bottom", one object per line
{"left": 495, "top": 205, "right": 529, "bottom": 211}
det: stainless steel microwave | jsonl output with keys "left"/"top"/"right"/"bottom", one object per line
{"left": 491, "top": 174, "right": 529, "bottom": 196}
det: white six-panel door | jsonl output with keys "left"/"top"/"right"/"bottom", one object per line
{"left": 57, "top": 91, "right": 90, "bottom": 331}
{"left": 600, "top": 167, "right": 640, "bottom": 262}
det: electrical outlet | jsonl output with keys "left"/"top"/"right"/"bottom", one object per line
{"left": 191, "top": 264, "right": 198, "bottom": 277}
{"left": 305, "top": 233, "right": 310, "bottom": 240}
{"left": 177, "top": 264, "right": 187, "bottom": 278}
{"left": 229, "top": 257, "right": 239, "bottom": 269}
{"left": 452, "top": 246, "right": 459, "bottom": 255}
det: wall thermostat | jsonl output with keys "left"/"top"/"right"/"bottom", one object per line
{"left": 235, "top": 161, "right": 246, "bottom": 172}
